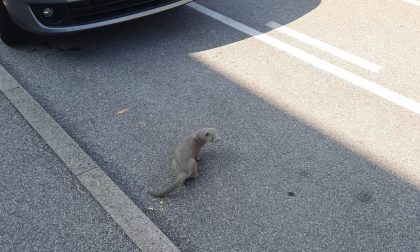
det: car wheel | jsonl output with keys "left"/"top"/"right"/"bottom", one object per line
{"left": 0, "top": 3, "right": 28, "bottom": 46}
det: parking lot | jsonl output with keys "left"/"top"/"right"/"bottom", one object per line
{"left": 1, "top": 0, "right": 419, "bottom": 251}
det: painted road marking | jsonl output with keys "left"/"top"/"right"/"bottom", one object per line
{"left": 403, "top": 0, "right": 420, "bottom": 7}
{"left": 266, "top": 21, "right": 381, "bottom": 72}
{"left": 187, "top": 2, "right": 420, "bottom": 115}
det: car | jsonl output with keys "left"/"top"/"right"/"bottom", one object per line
{"left": 0, "top": 0, "right": 192, "bottom": 46}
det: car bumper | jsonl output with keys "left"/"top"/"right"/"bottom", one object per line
{"left": 3, "top": 0, "right": 192, "bottom": 34}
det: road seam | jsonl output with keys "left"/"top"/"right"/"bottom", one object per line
{"left": 0, "top": 65, "right": 179, "bottom": 252}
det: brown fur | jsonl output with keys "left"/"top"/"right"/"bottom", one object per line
{"left": 149, "top": 128, "right": 219, "bottom": 197}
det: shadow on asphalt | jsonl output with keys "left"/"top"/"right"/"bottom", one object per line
{"left": 19, "top": 0, "right": 322, "bottom": 54}
{"left": 2, "top": 0, "right": 419, "bottom": 251}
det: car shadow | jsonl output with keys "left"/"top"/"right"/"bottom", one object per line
{"left": 20, "top": 0, "right": 321, "bottom": 53}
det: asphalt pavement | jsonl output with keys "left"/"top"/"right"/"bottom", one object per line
{"left": 0, "top": 92, "right": 139, "bottom": 251}
{"left": 1, "top": 0, "right": 419, "bottom": 251}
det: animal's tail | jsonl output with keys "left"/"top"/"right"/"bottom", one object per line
{"left": 148, "top": 173, "right": 188, "bottom": 197}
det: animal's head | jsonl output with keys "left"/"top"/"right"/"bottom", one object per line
{"left": 202, "top": 128, "right": 219, "bottom": 143}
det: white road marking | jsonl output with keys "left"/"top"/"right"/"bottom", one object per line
{"left": 266, "top": 21, "right": 381, "bottom": 72}
{"left": 187, "top": 2, "right": 420, "bottom": 115}
{"left": 403, "top": 0, "right": 420, "bottom": 7}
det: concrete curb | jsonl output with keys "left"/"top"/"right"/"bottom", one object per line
{"left": 0, "top": 65, "right": 179, "bottom": 252}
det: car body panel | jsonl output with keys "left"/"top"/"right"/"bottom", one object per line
{"left": 3, "top": 0, "right": 192, "bottom": 34}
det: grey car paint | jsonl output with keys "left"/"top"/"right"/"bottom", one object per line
{"left": 3, "top": 0, "right": 192, "bottom": 34}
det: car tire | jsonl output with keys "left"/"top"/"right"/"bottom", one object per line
{"left": 0, "top": 3, "right": 28, "bottom": 46}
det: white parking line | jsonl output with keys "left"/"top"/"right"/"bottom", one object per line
{"left": 266, "top": 21, "right": 381, "bottom": 72}
{"left": 403, "top": 0, "right": 420, "bottom": 7}
{"left": 187, "top": 2, "right": 420, "bottom": 115}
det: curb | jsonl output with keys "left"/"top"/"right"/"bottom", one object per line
{"left": 0, "top": 65, "right": 179, "bottom": 252}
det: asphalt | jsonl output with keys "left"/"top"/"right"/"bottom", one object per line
{"left": 1, "top": 0, "right": 419, "bottom": 251}
{"left": 0, "top": 93, "right": 139, "bottom": 251}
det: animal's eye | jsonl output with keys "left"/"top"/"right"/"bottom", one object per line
{"left": 205, "top": 133, "right": 209, "bottom": 137}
